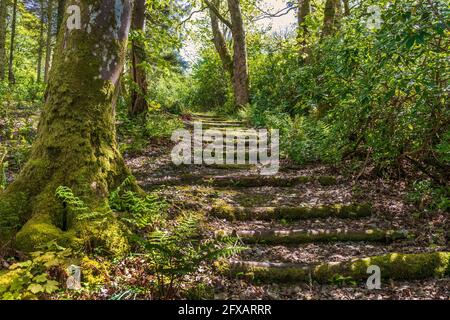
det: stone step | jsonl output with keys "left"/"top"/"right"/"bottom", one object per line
{"left": 190, "top": 113, "right": 224, "bottom": 119}
{"left": 210, "top": 203, "right": 372, "bottom": 221}
{"left": 142, "top": 174, "right": 338, "bottom": 188}
{"left": 190, "top": 120, "right": 246, "bottom": 126}
{"left": 220, "top": 252, "right": 450, "bottom": 283}
{"left": 217, "top": 228, "right": 409, "bottom": 245}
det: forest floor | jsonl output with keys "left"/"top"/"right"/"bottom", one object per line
{"left": 124, "top": 112, "right": 449, "bottom": 300}
{"left": 1, "top": 108, "right": 448, "bottom": 299}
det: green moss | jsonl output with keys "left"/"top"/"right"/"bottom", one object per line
{"left": 317, "top": 176, "right": 338, "bottom": 186}
{"left": 15, "top": 214, "right": 78, "bottom": 252}
{"left": 79, "top": 217, "right": 129, "bottom": 256}
{"left": 80, "top": 257, "right": 111, "bottom": 287}
{"left": 231, "top": 228, "right": 409, "bottom": 245}
{"left": 225, "top": 252, "right": 450, "bottom": 283}
{"left": 210, "top": 203, "right": 372, "bottom": 221}
{"left": 0, "top": 3, "right": 134, "bottom": 254}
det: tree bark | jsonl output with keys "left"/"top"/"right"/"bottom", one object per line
{"left": 209, "top": 0, "right": 233, "bottom": 77}
{"left": 56, "top": 0, "right": 65, "bottom": 35}
{"left": 297, "top": 0, "right": 311, "bottom": 60}
{"left": 343, "top": 0, "right": 350, "bottom": 16}
{"left": 129, "top": 0, "right": 148, "bottom": 115}
{"left": 227, "top": 0, "right": 249, "bottom": 108}
{"left": 44, "top": 0, "right": 54, "bottom": 83}
{"left": 8, "top": 0, "right": 17, "bottom": 84}
{"left": 0, "top": 0, "right": 8, "bottom": 81}
{"left": 0, "top": 0, "right": 134, "bottom": 254}
{"left": 37, "top": 0, "right": 45, "bottom": 82}
{"left": 321, "top": 0, "right": 336, "bottom": 38}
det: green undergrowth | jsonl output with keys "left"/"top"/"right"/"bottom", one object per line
{"left": 116, "top": 108, "right": 183, "bottom": 154}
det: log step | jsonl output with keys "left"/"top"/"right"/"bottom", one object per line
{"left": 143, "top": 174, "right": 338, "bottom": 188}
{"left": 210, "top": 203, "right": 372, "bottom": 221}
{"left": 218, "top": 252, "right": 450, "bottom": 283}
{"left": 217, "top": 228, "right": 410, "bottom": 244}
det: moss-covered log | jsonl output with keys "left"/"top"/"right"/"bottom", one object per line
{"left": 220, "top": 252, "right": 450, "bottom": 283}
{"left": 220, "top": 228, "right": 409, "bottom": 244}
{"left": 145, "top": 174, "right": 337, "bottom": 188}
{"left": 0, "top": 0, "right": 135, "bottom": 254}
{"left": 211, "top": 203, "right": 372, "bottom": 221}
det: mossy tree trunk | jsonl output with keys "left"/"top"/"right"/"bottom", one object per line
{"left": 209, "top": 0, "right": 233, "bottom": 78}
{"left": 37, "top": 0, "right": 45, "bottom": 83}
{"left": 297, "top": 0, "right": 311, "bottom": 61}
{"left": 44, "top": 0, "right": 54, "bottom": 83}
{"left": 56, "top": 0, "right": 65, "bottom": 35}
{"left": 8, "top": 0, "right": 17, "bottom": 84}
{"left": 227, "top": 0, "right": 249, "bottom": 108}
{"left": 129, "top": 0, "right": 148, "bottom": 115}
{"left": 0, "top": 0, "right": 8, "bottom": 81}
{"left": 342, "top": 0, "right": 350, "bottom": 16}
{"left": 321, "top": 0, "right": 337, "bottom": 38}
{"left": 0, "top": 0, "right": 134, "bottom": 254}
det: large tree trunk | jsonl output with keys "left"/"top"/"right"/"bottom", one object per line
{"left": 37, "top": 0, "right": 45, "bottom": 83}
{"left": 297, "top": 0, "right": 311, "bottom": 60}
{"left": 227, "top": 0, "right": 249, "bottom": 108}
{"left": 129, "top": 0, "right": 148, "bottom": 115}
{"left": 44, "top": 0, "right": 53, "bottom": 83}
{"left": 209, "top": 0, "right": 233, "bottom": 77}
{"left": 0, "top": 0, "right": 133, "bottom": 254}
{"left": 8, "top": 0, "right": 17, "bottom": 84}
{"left": 0, "top": 0, "right": 8, "bottom": 81}
{"left": 321, "top": 0, "right": 337, "bottom": 38}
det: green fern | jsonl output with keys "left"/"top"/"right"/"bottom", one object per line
{"left": 134, "top": 212, "right": 245, "bottom": 298}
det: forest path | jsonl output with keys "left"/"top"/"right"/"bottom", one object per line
{"left": 126, "top": 113, "right": 449, "bottom": 299}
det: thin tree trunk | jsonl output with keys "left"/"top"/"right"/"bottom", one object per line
{"left": 209, "top": 0, "right": 233, "bottom": 77}
{"left": 129, "top": 0, "right": 148, "bottom": 115}
{"left": 343, "top": 0, "right": 350, "bottom": 16}
{"left": 37, "top": 0, "right": 45, "bottom": 82}
{"left": 44, "top": 0, "right": 53, "bottom": 83}
{"left": 0, "top": 0, "right": 134, "bottom": 254}
{"left": 0, "top": 0, "right": 8, "bottom": 81}
{"left": 322, "top": 0, "right": 336, "bottom": 38}
{"left": 227, "top": 0, "right": 249, "bottom": 108}
{"left": 56, "top": 0, "right": 65, "bottom": 35}
{"left": 8, "top": 0, "right": 17, "bottom": 84}
{"left": 297, "top": 0, "right": 311, "bottom": 60}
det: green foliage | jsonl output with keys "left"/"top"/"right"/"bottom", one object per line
{"left": 144, "top": 112, "right": 184, "bottom": 140}
{"left": 55, "top": 186, "right": 106, "bottom": 223}
{"left": 134, "top": 212, "right": 245, "bottom": 299}
{"left": 406, "top": 180, "right": 450, "bottom": 212}
{"left": 188, "top": 49, "right": 232, "bottom": 112}
{"left": 247, "top": 0, "right": 449, "bottom": 180}
{"left": 109, "top": 176, "right": 168, "bottom": 230}
{"left": 0, "top": 242, "right": 70, "bottom": 300}
{"left": 116, "top": 103, "right": 184, "bottom": 154}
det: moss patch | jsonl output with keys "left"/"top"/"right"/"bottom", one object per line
{"left": 211, "top": 203, "right": 372, "bottom": 221}
{"left": 223, "top": 252, "right": 450, "bottom": 283}
{"left": 226, "top": 228, "right": 409, "bottom": 245}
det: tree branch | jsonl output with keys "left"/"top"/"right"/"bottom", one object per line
{"left": 203, "top": 0, "right": 233, "bottom": 29}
